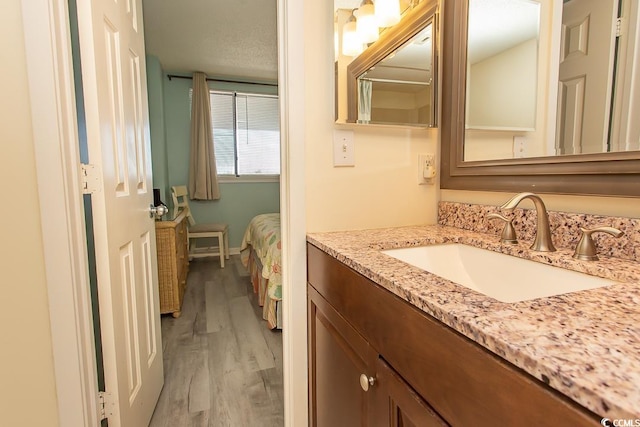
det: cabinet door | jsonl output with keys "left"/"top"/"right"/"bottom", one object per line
{"left": 308, "top": 286, "right": 376, "bottom": 427}
{"left": 371, "top": 358, "right": 449, "bottom": 427}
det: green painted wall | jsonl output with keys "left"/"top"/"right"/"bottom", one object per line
{"left": 178, "top": 183, "right": 280, "bottom": 250}
{"left": 146, "top": 55, "right": 169, "bottom": 205}
{"left": 147, "top": 66, "right": 280, "bottom": 248}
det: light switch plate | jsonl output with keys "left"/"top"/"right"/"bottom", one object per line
{"left": 333, "top": 130, "right": 355, "bottom": 167}
{"left": 513, "top": 136, "right": 527, "bottom": 158}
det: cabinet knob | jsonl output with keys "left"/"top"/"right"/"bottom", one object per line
{"left": 359, "top": 374, "right": 376, "bottom": 391}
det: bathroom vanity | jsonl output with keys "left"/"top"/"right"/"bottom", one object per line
{"left": 307, "top": 218, "right": 640, "bottom": 426}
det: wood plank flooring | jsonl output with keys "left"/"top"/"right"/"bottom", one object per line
{"left": 149, "top": 255, "right": 284, "bottom": 427}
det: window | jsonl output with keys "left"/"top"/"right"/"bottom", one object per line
{"left": 208, "top": 91, "right": 280, "bottom": 178}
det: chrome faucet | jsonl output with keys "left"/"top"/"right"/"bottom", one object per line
{"left": 500, "top": 192, "right": 556, "bottom": 252}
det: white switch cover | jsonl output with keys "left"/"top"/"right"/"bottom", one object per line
{"left": 513, "top": 136, "right": 527, "bottom": 158}
{"left": 333, "top": 130, "right": 355, "bottom": 167}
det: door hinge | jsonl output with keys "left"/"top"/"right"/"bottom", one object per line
{"left": 98, "top": 391, "right": 114, "bottom": 420}
{"left": 616, "top": 17, "right": 623, "bottom": 37}
{"left": 81, "top": 164, "right": 101, "bottom": 194}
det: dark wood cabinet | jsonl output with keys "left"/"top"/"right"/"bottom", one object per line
{"left": 308, "top": 285, "right": 374, "bottom": 426}
{"left": 309, "top": 285, "right": 439, "bottom": 427}
{"left": 371, "top": 357, "right": 447, "bottom": 427}
{"left": 307, "top": 243, "right": 601, "bottom": 427}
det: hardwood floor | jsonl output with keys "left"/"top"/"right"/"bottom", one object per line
{"left": 149, "top": 255, "right": 284, "bottom": 427}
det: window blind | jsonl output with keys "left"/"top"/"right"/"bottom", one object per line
{"left": 209, "top": 91, "right": 280, "bottom": 176}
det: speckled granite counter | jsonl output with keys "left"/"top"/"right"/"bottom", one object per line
{"left": 307, "top": 225, "right": 640, "bottom": 420}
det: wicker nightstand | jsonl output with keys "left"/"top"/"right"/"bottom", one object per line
{"left": 155, "top": 209, "right": 189, "bottom": 318}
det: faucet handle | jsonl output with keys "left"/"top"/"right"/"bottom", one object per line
{"left": 487, "top": 213, "right": 518, "bottom": 244}
{"left": 573, "top": 226, "right": 624, "bottom": 261}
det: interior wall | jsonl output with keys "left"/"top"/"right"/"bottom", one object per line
{"left": 372, "top": 90, "right": 422, "bottom": 124}
{"left": 468, "top": 39, "right": 537, "bottom": 129}
{"left": 310, "top": 0, "right": 638, "bottom": 228}
{"left": 147, "top": 55, "right": 170, "bottom": 205}
{"left": 158, "top": 74, "right": 280, "bottom": 248}
{"left": 464, "top": 38, "right": 547, "bottom": 160}
{"left": 0, "top": 1, "right": 60, "bottom": 424}
{"left": 465, "top": 0, "right": 559, "bottom": 161}
{"left": 305, "top": 0, "right": 438, "bottom": 233}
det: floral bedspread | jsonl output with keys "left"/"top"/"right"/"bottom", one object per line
{"left": 240, "top": 213, "right": 282, "bottom": 300}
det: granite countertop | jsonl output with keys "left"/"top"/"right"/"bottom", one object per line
{"left": 307, "top": 225, "right": 640, "bottom": 420}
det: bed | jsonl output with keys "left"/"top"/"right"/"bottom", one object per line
{"left": 240, "top": 213, "right": 282, "bottom": 329}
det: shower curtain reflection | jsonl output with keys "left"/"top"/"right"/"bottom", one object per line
{"left": 357, "top": 78, "right": 373, "bottom": 123}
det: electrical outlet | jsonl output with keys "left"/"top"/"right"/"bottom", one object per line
{"left": 418, "top": 153, "right": 436, "bottom": 185}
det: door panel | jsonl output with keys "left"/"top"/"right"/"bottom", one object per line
{"left": 103, "top": 18, "right": 129, "bottom": 195}
{"left": 371, "top": 358, "right": 448, "bottom": 427}
{"left": 128, "top": 51, "right": 147, "bottom": 192}
{"left": 76, "top": 0, "right": 163, "bottom": 424}
{"left": 557, "top": 76, "right": 586, "bottom": 152}
{"left": 120, "top": 240, "right": 142, "bottom": 401}
{"left": 308, "top": 286, "right": 375, "bottom": 427}
{"left": 557, "top": 0, "right": 618, "bottom": 154}
{"left": 141, "top": 232, "right": 158, "bottom": 364}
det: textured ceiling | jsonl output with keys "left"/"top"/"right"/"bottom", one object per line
{"left": 142, "top": 0, "right": 278, "bottom": 82}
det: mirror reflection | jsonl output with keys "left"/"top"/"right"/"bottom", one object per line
{"left": 466, "top": 0, "right": 540, "bottom": 131}
{"left": 334, "top": 0, "right": 437, "bottom": 127}
{"left": 463, "top": 0, "right": 640, "bottom": 162}
{"left": 356, "top": 24, "right": 434, "bottom": 125}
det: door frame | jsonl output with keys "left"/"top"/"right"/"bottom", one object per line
{"left": 277, "top": 1, "right": 308, "bottom": 425}
{"left": 20, "top": 0, "right": 100, "bottom": 425}
{"left": 21, "top": 0, "right": 308, "bottom": 426}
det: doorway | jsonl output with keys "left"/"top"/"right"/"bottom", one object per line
{"left": 22, "top": 0, "right": 308, "bottom": 425}
{"left": 141, "top": 0, "right": 285, "bottom": 423}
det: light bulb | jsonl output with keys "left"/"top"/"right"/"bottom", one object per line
{"left": 356, "top": 1, "right": 378, "bottom": 44}
{"left": 342, "top": 12, "right": 363, "bottom": 56}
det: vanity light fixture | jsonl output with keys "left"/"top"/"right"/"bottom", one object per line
{"left": 342, "top": 10, "right": 364, "bottom": 57}
{"left": 375, "top": 0, "right": 401, "bottom": 27}
{"left": 356, "top": 0, "right": 379, "bottom": 43}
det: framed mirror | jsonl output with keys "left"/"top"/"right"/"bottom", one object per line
{"left": 335, "top": 0, "right": 439, "bottom": 127}
{"left": 441, "top": 0, "right": 640, "bottom": 197}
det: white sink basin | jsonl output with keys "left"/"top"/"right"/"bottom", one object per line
{"left": 381, "top": 243, "right": 615, "bottom": 303}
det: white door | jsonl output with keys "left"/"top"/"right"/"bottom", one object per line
{"left": 75, "top": 0, "right": 164, "bottom": 425}
{"left": 556, "top": 0, "right": 618, "bottom": 154}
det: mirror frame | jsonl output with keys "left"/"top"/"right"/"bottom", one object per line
{"left": 441, "top": 0, "right": 640, "bottom": 197}
{"left": 346, "top": 0, "right": 439, "bottom": 127}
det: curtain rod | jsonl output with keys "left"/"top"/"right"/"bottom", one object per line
{"left": 361, "top": 77, "right": 430, "bottom": 85}
{"left": 166, "top": 74, "right": 278, "bottom": 87}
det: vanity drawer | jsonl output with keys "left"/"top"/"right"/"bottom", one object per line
{"left": 307, "top": 243, "right": 600, "bottom": 427}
